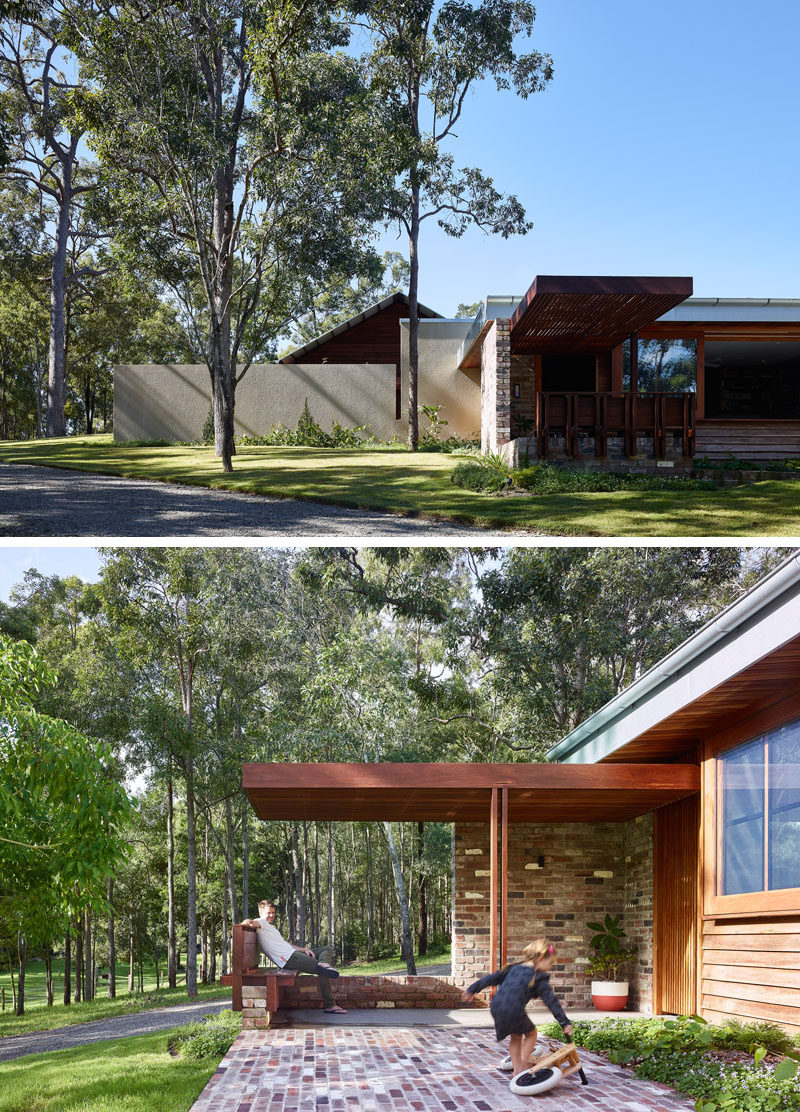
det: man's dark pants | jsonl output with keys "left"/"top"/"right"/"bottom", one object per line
{"left": 283, "top": 946, "right": 335, "bottom": 1007}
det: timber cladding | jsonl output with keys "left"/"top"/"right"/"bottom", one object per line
{"left": 701, "top": 920, "right": 800, "bottom": 1033}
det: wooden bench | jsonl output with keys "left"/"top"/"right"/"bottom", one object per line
{"left": 221, "top": 924, "right": 298, "bottom": 1013}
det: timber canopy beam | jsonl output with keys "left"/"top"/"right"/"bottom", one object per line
{"left": 242, "top": 762, "right": 699, "bottom": 823}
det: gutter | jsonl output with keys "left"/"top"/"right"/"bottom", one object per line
{"left": 546, "top": 550, "right": 800, "bottom": 764}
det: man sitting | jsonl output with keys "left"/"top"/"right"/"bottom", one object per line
{"left": 242, "top": 899, "right": 347, "bottom": 1014}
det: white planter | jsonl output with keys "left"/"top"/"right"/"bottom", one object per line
{"left": 591, "top": 980, "right": 629, "bottom": 1011}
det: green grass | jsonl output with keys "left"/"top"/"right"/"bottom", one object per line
{"left": 5, "top": 433, "right": 800, "bottom": 535}
{"left": 0, "top": 957, "right": 231, "bottom": 1039}
{"left": 342, "top": 943, "right": 450, "bottom": 975}
{"left": 0, "top": 1028, "right": 221, "bottom": 1112}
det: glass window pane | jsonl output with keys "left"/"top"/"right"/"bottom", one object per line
{"left": 638, "top": 339, "right": 697, "bottom": 393}
{"left": 721, "top": 738, "right": 765, "bottom": 895}
{"left": 768, "top": 720, "right": 800, "bottom": 891}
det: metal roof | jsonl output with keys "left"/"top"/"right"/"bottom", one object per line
{"left": 547, "top": 551, "right": 800, "bottom": 765}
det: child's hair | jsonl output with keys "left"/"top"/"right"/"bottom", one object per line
{"left": 521, "top": 938, "right": 557, "bottom": 965}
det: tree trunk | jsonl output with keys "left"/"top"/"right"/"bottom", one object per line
{"left": 46, "top": 161, "right": 72, "bottom": 438}
{"left": 224, "top": 794, "right": 239, "bottom": 926}
{"left": 221, "top": 893, "right": 229, "bottom": 978}
{"left": 63, "top": 928, "right": 71, "bottom": 1005}
{"left": 45, "top": 944, "right": 53, "bottom": 1006}
{"left": 167, "top": 768, "right": 177, "bottom": 989}
{"left": 201, "top": 918, "right": 208, "bottom": 985}
{"left": 184, "top": 754, "right": 198, "bottom": 996}
{"left": 128, "top": 906, "right": 135, "bottom": 993}
{"left": 314, "top": 824, "right": 321, "bottom": 948}
{"left": 108, "top": 878, "right": 116, "bottom": 998}
{"left": 327, "top": 822, "right": 335, "bottom": 953}
{"left": 291, "top": 822, "right": 306, "bottom": 947}
{"left": 417, "top": 822, "right": 427, "bottom": 956}
{"left": 84, "top": 906, "right": 93, "bottom": 1001}
{"left": 242, "top": 802, "right": 249, "bottom": 921}
{"left": 365, "top": 824, "right": 375, "bottom": 960}
{"left": 383, "top": 822, "right": 416, "bottom": 974}
{"left": 74, "top": 917, "right": 83, "bottom": 1002}
{"left": 407, "top": 183, "right": 421, "bottom": 451}
{"left": 15, "top": 932, "right": 25, "bottom": 1016}
{"left": 210, "top": 919, "right": 217, "bottom": 983}
{"left": 210, "top": 174, "right": 237, "bottom": 471}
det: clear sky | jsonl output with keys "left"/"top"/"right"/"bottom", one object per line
{"left": 379, "top": 0, "right": 800, "bottom": 315}
{"left": 0, "top": 546, "right": 103, "bottom": 602}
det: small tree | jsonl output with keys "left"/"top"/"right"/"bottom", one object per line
{"left": 0, "top": 635, "right": 132, "bottom": 1014}
{"left": 352, "top": 0, "right": 553, "bottom": 448}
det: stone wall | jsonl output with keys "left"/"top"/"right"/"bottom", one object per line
{"left": 480, "top": 319, "right": 511, "bottom": 453}
{"left": 452, "top": 819, "right": 654, "bottom": 1013}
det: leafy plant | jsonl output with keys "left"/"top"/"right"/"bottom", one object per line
{"left": 420, "top": 403, "right": 448, "bottom": 445}
{"left": 167, "top": 1009, "right": 241, "bottom": 1060}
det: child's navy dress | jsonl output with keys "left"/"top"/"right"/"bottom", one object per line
{"left": 467, "top": 963, "right": 570, "bottom": 1040}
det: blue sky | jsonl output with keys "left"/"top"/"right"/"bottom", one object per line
{"left": 379, "top": 0, "right": 800, "bottom": 315}
{"left": 0, "top": 547, "right": 102, "bottom": 602}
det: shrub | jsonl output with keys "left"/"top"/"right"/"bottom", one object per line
{"left": 450, "top": 450, "right": 513, "bottom": 492}
{"left": 235, "top": 399, "right": 373, "bottom": 449}
{"left": 513, "top": 464, "right": 717, "bottom": 494}
{"left": 537, "top": 1017, "right": 800, "bottom": 1111}
{"left": 168, "top": 1009, "right": 241, "bottom": 1060}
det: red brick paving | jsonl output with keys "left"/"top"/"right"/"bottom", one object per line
{"left": 189, "top": 1027, "right": 695, "bottom": 1112}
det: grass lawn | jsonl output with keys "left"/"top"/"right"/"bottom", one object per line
{"left": 0, "top": 957, "right": 231, "bottom": 1039}
{"left": 4, "top": 434, "right": 800, "bottom": 536}
{"left": 0, "top": 1029, "right": 219, "bottom": 1112}
{"left": 342, "top": 943, "right": 450, "bottom": 976}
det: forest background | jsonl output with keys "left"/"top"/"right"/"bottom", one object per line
{"left": 0, "top": 544, "right": 789, "bottom": 1016}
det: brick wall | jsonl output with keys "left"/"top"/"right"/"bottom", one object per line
{"left": 623, "top": 814, "right": 654, "bottom": 1010}
{"left": 241, "top": 975, "right": 485, "bottom": 1027}
{"left": 480, "top": 320, "right": 511, "bottom": 452}
{"left": 453, "top": 820, "right": 653, "bottom": 1013}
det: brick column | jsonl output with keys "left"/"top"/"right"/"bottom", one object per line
{"left": 480, "top": 319, "right": 511, "bottom": 453}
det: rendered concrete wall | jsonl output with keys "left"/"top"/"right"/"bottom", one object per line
{"left": 453, "top": 820, "right": 653, "bottom": 1014}
{"left": 113, "top": 363, "right": 399, "bottom": 443}
{"left": 399, "top": 319, "right": 481, "bottom": 440}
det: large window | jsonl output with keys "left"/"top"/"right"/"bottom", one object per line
{"left": 717, "top": 716, "right": 800, "bottom": 902}
{"left": 705, "top": 341, "right": 800, "bottom": 419}
{"left": 622, "top": 338, "right": 697, "bottom": 393}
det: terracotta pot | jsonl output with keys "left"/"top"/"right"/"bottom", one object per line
{"left": 591, "top": 980, "right": 628, "bottom": 1011}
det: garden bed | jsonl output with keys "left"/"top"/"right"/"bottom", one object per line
{"left": 539, "top": 1015, "right": 800, "bottom": 1111}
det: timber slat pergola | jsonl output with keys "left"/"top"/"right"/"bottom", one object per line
{"left": 242, "top": 762, "right": 699, "bottom": 971}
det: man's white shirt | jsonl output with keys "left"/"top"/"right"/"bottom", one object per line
{"left": 255, "top": 918, "right": 296, "bottom": 967}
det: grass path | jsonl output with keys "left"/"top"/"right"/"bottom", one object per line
{"left": 4, "top": 434, "right": 800, "bottom": 535}
{"left": 0, "top": 1029, "right": 218, "bottom": 1112}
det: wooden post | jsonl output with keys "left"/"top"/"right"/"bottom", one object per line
{"left": 629, "top": 333, "right": 639, "bottom": 395}
{"left": 695, "top": 334, "right": 705, "bottom": 421}
{"left": 490, "top": 788, "right": 499, "bottom": 975}
{"left": 500, "top": 787, "right": 508, "bottom": 968}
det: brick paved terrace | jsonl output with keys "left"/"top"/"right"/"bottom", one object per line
{"left": 189, "top": 1024, "right": 695, "bottom": 1112}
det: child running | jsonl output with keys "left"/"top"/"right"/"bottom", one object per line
{"left": 461, "top": 938, "right": 573, "bottom": 1076}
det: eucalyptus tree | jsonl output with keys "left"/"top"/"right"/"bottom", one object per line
{"left": 67, "top": 0, "right": 383, "bottom": 471}
{"left": 351, "top": 0, "right": 553, "bottom": 447}
{"left": 0, "top": 4, "right": 108, "bottom": 436}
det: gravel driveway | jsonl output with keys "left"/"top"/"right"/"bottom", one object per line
{"left": 0, "top": 999, "right": 231, "bottom": 1062}
{"left": 0, "top": 462, "right": 491, "bottom": 537}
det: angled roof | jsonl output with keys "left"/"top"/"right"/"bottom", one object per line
{"left": 547, "top": 551, "right": 800, "bottom": 766}
{"left": 280, "top": 292, "right": 442, "bottom": 364}
{"left": 242, "top": 761, "right": 698, "bottom": 823}
{"left": 510, "top": 275, "right": 693, "bottom": 354}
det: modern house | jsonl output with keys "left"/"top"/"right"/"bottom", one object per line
{"left": 115, "top": 276, "right": 800, "bottom": 463}
{"left": 242, "top": 552, "right": 800, "bottom": 1028}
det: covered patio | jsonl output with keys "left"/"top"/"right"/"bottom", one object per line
{"left": 242, "top": 761, "right": 699, "bottom": 1010}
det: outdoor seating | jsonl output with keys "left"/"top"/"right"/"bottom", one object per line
{"left": 220, "top": 924, "right": 298, "bottom": 1017}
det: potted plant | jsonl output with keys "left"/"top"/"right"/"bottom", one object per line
{"left": 586, "top": 914, "right": 637, "bottom": 1011}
